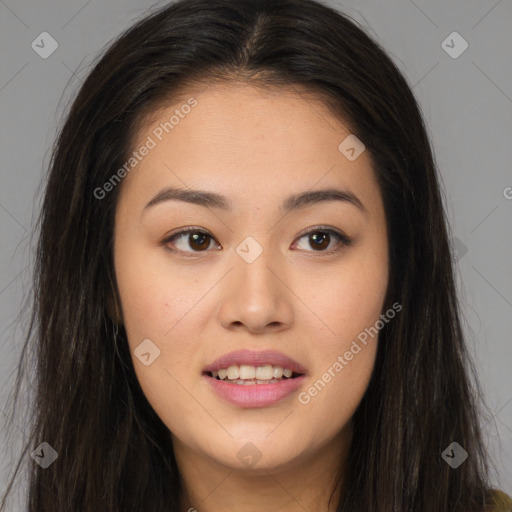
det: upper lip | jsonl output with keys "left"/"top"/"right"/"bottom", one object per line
{"left": 203, "top": 349, "right": 307, "bottom": 375}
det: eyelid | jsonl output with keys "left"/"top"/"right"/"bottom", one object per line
{"left": 295, "top": 225, "right": 350, "bottom": 242}
{"left": 160, "top": 226, "right": 218, "bottom": 257}
{"left": 161, "top": 225, "right": 352, "bottom": 256}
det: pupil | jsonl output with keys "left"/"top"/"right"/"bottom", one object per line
{"left": 311, "top": 232, "right": 329, "bottom": 250}
{"left": 191, "top": 233, "right": 209, "bottom": 250}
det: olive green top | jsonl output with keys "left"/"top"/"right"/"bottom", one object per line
{"left": 490, "top": 490, "right": 512, "bottom": 511}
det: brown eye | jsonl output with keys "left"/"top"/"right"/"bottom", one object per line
{"left": 163, "top": 229, "right": 219, "bottom": 254}
{"left": 308, "top": 232, "right": 330, "bottom": 250}
{"left": 186, "top": 232, "right": 212, "bottom": 251}
{"left": 162, "top": 226, "right": 352, "bottom": 257}
{"left": 294, "top": 228, "right": 352, "bottom": 253}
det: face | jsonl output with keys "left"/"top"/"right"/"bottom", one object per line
{"left": 113, "top": 83, "right": 389, "bottom": 473}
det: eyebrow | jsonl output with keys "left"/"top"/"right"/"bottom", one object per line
{"left": 143, "top": 186, "right": 367, "bottom": 215}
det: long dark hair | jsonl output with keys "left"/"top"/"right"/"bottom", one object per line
{"left": 1, "top": 0, "right": 500, "bottom": 510}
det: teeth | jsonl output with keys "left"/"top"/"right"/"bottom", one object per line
{"left": 239, "top": 365, "right": 256, "bottom": 379}
{"left": 255, "top": 364, "right": 273, "bottom": 380}
{"left": 231, "top": 378, "right": 282, "bottom": 385}
{"left": 209, "top": 364, "right": 297, "bottom": 382}
{"left": 227, "top": 366, "right": 239, "bottom": 380}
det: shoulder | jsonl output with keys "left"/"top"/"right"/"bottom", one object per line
{"left": 485, "top": 490, "right": 512, "bottom": 512}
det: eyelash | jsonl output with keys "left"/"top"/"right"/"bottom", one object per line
{"left": 160, "top": 226, "right": 353, "bottom": 257}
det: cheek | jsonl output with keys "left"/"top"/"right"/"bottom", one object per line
{"left": 114, "top": 241, "right": 207, "bottom": 344}
{"left": 115, "top": 257, "right": 204, "bottom": 437}
{"left": 301, "top": 250, "right": 388, "bottom": 351}
{"left": 114, "top": 243, "right": 207, "bottom": 420}
{"left": 294, "top": 247, "right": 387, "bottom": 413}
{"left": 296, "top": 342, "right": 377, "bottom": 444}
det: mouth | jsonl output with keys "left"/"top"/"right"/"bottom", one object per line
{"left": 202, "top": 349, "right": 307, "bottom": 408}
{"left": 202, "top": 348, "right": 307, "bottom": 384}
{"left": 203, "top": 364, "right": 304, "bottom": 385}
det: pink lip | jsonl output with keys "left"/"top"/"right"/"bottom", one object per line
{"left": 203, "top": 374, "right": 307, "bottom": 408}
{"left": 202, "top": 349, "right": 307, "bottom": 408}
{"left": 202, "top": 349, "right": 307, "bottom": 375}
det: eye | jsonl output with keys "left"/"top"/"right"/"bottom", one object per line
{"left": 161, "top": 226, "right": 352, "bottom": 256}
{"left": 292, "top": 227, "right": 352, "bottom": 254}
{"left": 162, "top": 227, "right": 219, "bottom": 256}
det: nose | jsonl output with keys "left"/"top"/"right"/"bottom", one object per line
{"left": 216, "top": 247, "right": 294, "bottom": 334}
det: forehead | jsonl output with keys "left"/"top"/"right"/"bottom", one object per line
{"left": 119, "top": 83, "right": 380, "bottom": 217}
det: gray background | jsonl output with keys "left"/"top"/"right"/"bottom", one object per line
{"left": 1, "top": 0, "right": 511, "bottom": 507}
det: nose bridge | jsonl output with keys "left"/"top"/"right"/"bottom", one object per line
{"left": 233, "top": 233, "right": 279, "bottom": 303}
{"left": 216, "top": 232, "right": 293, "bottom": 331}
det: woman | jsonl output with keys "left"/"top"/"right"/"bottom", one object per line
{"left": 1, "top": 0, "right": 510, "bottom": 510}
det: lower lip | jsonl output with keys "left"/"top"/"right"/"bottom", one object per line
{"left": 203, "top": 374, "right": 306, "bottom": 408}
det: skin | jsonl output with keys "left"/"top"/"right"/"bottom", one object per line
{"left": 112, "top": 83, "right": 389, "bottom": 512}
